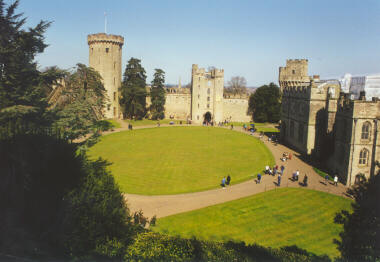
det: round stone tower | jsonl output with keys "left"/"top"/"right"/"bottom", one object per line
{"left": 88, "top": 33, "right": 124, "bottom": 119}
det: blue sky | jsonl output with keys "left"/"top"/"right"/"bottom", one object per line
{"left": 11, "top": 0, "right": 380, "bottom": 86}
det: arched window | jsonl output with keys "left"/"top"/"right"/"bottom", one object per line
{"left": 359, "top": 148, "right": 369, "bottom": 165}
{"left": 361, "top": 122, "right": 371, "bottom": 140}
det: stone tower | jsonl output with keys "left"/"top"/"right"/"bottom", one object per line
{"left": 88, "top": 33, "right": 124, "bottom": 119}
{"left": 191, "top": 65, "right": 224, "bottom": 124}
{"left": 279, "top": 59, "right": 316, "bottom": 92}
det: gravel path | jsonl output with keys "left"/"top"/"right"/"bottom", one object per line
{"left": 105, "top": 120, "right": 349, "bottom": 218}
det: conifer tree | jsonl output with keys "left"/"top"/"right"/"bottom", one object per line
{"left": 119, "top": 58, "right": 147, "bottom": 119}
{"left": 150, "top": 69, "right": 166, "bottom": 120}
{"left": 0, "top": 0, "right": 54, "bottom": 134}
{"left": 334, "top": 171, "right": 380, "bottom": 261}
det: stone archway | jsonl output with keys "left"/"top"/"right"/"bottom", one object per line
{"left": 204, "top": 111, "right": 212, "bottom": 124}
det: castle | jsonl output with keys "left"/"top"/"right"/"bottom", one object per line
{"left": 88, "top": 33, "right": 124, "bottom": 119}
{"left": 87, "top": 33, "right": 250, "bottom": 123}
{"left": 279, "top": 59, "right": 380, "bottom": 186}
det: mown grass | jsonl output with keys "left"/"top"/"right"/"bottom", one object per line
{"left": 153, "top": 187, "right": 352, "bottom": 258}
{"left": 87, "top": 126, "right": 274, "bottom": 195}
{"left": 124, "top": 119, "right": 184, "bottom": 126}
{"left": 106, "top": 119, "right": 121, "bottom": 129}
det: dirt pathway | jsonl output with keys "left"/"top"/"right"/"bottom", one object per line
{"left": 101, "top": 121, "right": 349, "bottom": 218}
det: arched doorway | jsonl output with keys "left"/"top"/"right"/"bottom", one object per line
{"left": 204, "top": 111, "right": 212, "bottom": 124}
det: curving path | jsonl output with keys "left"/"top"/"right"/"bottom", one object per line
{"left": 103, "top": 120, "right": 349, "bottom": 218}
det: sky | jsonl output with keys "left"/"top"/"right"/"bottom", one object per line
{"left": 9, "top": 0, "right": 380, "bottom": 86}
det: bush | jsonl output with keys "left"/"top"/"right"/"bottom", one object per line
{"left": 124, "top": 232, "right": 330, "bottom": 262}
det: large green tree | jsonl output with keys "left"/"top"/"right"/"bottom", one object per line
{"left": 54, "top": 63, "right": 107, "bottom": 140}
{"left": 0, "top": 0, "right": 57, "bottom": 135}
{"left": 150, "top": 68, "right": 166, "bottom": 120}
{"left": 248, "top": 82, "right": 281, "bottom": 123}
{"left": 119, "top": 58, "right": 147, "bottom": 120}
{"left": 334, "top": 172, "right": 380, "bottom": 261}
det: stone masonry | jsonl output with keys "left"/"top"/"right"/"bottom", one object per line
{"left": 280, "top": 59, "right": 380, "bottom": 186}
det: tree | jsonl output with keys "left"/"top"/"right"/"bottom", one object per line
{"left": 334, "top": 171, "right": 380, "bottom": 261}
{"left": 0, "top": 0, "right": 54, "bottom": 135}
{"left": 119, "top": 58, "right": 147, "bottom": 120}
{"left": 150, "top": 69, "right": 166, "bottom": 120}
{"left": 248, "top": 82, "right": 281, "bottom": 123}
{"left": 225, "top": 76, "right": 247, "bottom": 95}
{"left": 53, "top": 63, "right": 107, "bottom": 140}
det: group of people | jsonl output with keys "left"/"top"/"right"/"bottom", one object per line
{"left": 221, "top": 175, "right": 231, "bottom": 188}
{"left": 128, "top": 123, "right": 133, "bottom": 130}
{"left": 281, "top": 152, "right": 292, "bottom": 162}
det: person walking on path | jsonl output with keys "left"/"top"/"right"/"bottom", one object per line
{"left": 324, "top": 174, "right": 329, "bottom": 184}
{"left": 334, "top": 175, "right": 338, "bottom": 186}
{"left": 277, "top": 174, "right": 281, "bottom": 186}
{"left": 226, "top": 175, "right": 231, "bottom": 186}
{"left": 221, "top": 177, "right": 226, "bottom": 188}
{"left": 280, "top": 165, "right": 285, "bottom": 175}
{"left": 303, "top": 174, "right": 308, "bottom": 187}
{"left": 257, "top": 173, "right": 262, "bottom": 184}
{"left": 289, "top": 153, "right": 292, "bottom": 160}
{"left": 295, "top": 170, "right": 299, "bottom": 181}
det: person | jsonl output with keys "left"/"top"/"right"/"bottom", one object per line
{"left": 157, "top": 121, "right": 160, "bottom": 127}
{"left": 221, "top": 177, "right": 226, "bottom": 188}
{"left": 295, "top": 170, "right": 299, "bottom": 181}
{"left": 334, "top": 175, "right": 338, "bottom": 186}
{"left": 324, "top": 174, "right": 329, "bottom": 184}
{"left": 277, "top": 174, "right": 281, "bottom": 186}
{"left": 230, "top": 124, "right": 234, "bottom": 130}
{"left": 243, "top": 123, "right": 247, "bottom": 131}
{"left": 257, "top": 173, "right": 262, "bottom": 184}
{"left": 226, "top": 175, "right": 231, "bottom": 186}
{"left": 265, "top": 165, "right": 270, "bottom": 174}
{"left": 273, "top": 166, "right": 277, "bottom": 175}
{"left": 303, "top": 174, "right": 308, "bottom": 187}
{"left": 280, "top": 165, "right": 285, "bottom": 175}
{"left": 289, "top": 152, "right": 292, "bottom": 160}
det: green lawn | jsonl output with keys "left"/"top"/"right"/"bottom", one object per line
{"left": 153, "top": 188, "right": 352, "bottom": 258}
{"left": 124, "top": 119, "right": 184, "bottom": 126}
{"left": 106, "top": 119, "right": 121, "bottom": 129}
{"left": 313, "top": 167, "right": 334, "bottom": 181}
{"left": 87, "top": 126, "right": 274, "bottom": 195}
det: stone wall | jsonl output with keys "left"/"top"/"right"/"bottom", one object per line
{"left": 164, "top": 93, "right": 191, "bottom": 119}
{"left": 222, "top": 98, "right": 251, "bottom": 122}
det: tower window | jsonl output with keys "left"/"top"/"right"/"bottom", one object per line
{"left": 107, "top": 104, "right": 111, "bottom": 111}
{"left": 197, "top": 115, "right": 199, "bottom": 120}
{"left": 207, "top": 88, "right": 210, "bottom": 94}
{"left": 106, "top": 48, "right": 109, "bottom": 53}
{"left": 198, "top": 94, "right": 200, "bottom": 99}
{"left": 207, "top": 104, "right": 210, "bottom": 108}
{"left": 292, "top": 70, "right": 295, "bottom": 74}
{"left": 359, "top": 148, "right": 369, "bottom": 165}
{"left": 198, "top": 103, "right": 199, "bottom": 108}
{"left": 113, "top": 92, "right": 116, "bottom": 101}
{"left": 114, "top": 78, "right": 115, "bottom": 85}
{"left": 207, "top": 97, "right": 210, "bottom": 101}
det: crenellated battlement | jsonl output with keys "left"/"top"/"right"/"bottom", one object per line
{"left": 192, "top": 64, "right": 224, "bottom": 78}
{"left": 88, "top": 33, "right": 124, "bottom": 46}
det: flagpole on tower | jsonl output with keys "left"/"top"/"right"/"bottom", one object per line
{"left": 104, "top": 12, "right": 107, "bottom": 34}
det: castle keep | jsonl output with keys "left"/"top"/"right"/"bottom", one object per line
{"left": 148, "top": 64, "right": 251, "bottom": 124}
{"left": 88, "top": 33, "right": 124, "bottom": 119}
{"left": 280, "top": 59, "right": 380, "bottom": 186}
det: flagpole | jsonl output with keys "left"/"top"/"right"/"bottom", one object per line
{"left": 104, "top": 12, "right": 107, "bottom": 34}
